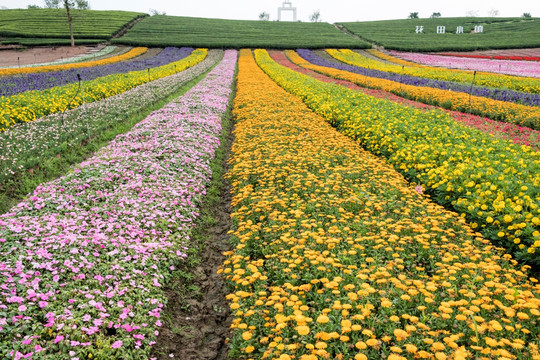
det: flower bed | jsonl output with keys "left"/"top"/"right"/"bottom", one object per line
{"left": 223, "top": 48, "right": 540, "bottom": 360}
{"left": 0, "top": 47, "right": 147, "bottom": 77}
{"left": 294, "top": 49, "right": 540, "bottom": 129}
{"left": 0, "top": 47, "right": 189, "bottom": 97}
{"left": 327, "top": 49, "right": 540, "bottom": 94}
{"left": 274, "top": 50, "right": 540, "bottom": 150}
{"left": 321, "top": 50, "right": 540, "bottom": 107}
{"left": 0, "top": 48, "right": 207, "bottom": 131}
{"left": 388, "top": 51, "right": 540, "bottom": 79}
{"left": 0, "top": 49, "right": 237, "bottom": 359}
{"left": 0, "top": 50, "right": 223, "bottom": 184}
{"left": 255, "top": 49, "right": 540, "bottom": 263}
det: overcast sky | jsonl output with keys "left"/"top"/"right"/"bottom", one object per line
{"left": 1, "top": 0, "right": 538, "bottom": 22}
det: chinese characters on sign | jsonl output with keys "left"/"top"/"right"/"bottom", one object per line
{"left": 415, "top": 25, "right": 484, "bottom": 34}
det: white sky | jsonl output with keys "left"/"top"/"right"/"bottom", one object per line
{"left": 0, "top": 0, "right": 538, "bottom": 22}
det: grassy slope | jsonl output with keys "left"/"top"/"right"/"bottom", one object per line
{"left": 113, "top": 15, "right": 370, "bottom": 49}
{"left": 0, "top": 8, "right": 146, "bottom": 45}
{"left": 339, "top": 17, "right": 540, "bottom": 51}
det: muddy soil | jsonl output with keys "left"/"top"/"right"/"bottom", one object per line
{"left": 150, "top": 122, "right": 234, "bottom": 360}
{"left": 0, "top": 45, "right": 104, "bottom": 67}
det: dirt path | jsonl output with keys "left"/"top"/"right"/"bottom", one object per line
{"left": 0, "top": 45, "right": 103, "bottom": 67}
{"left": 150, "top": 103, "right": 234, "bottom": 360}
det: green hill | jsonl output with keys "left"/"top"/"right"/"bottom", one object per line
{"left": 0, "top": 8, "right": 146, "bottom": 46}
{"left": 339, "top": 17, "right": 540, "bottom": 51}
{"left": 112, "top": 15, "right": 370, "bottom": 49}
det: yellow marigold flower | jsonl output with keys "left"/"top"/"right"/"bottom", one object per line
{"left": 245, "top": 346, "right": 255, "bottom": 353}
{"left": 296, "top": 325, "right": 310, "bottom": 336}
{"left": 517, "top": 312, "right": 530, "bottom": 320}
{"left": 394, "top": 329, "right": 409, "bottom": 341}
{"left": 366, "top": 338, "right": 379, "bottom": 347}
{"left": 381, "top": 300, "right": 392, "bottom": 308}
{"left": 434, "top": 352, "right": 447, "bottom": 360}
{"left": 354, "top": 354, "right": 368, "bottom": 360}
{"left": 432, "top": 342, "right": 445, "bottom": 351}
{"left": 355, "top": 341, "right": 367, "bottom": 350}
{"left": 316, "top": 314, "right": 330, "bottom": 324}
{"left": 242, "top": 331, "right": 252, "bottom": 340}
{"left": 405, "top": 344, "right": 418, "bottom": 353}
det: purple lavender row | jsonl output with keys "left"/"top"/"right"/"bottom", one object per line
{"left": 297, "top": 49, "right": 540, "bottom": 107}
{"left": 0, "top": 49, "right": 237, "bottom": 359}
{"left": 0, "top": 47, "right": 193, "bottom": 97}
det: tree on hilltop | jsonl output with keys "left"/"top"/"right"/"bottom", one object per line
{"left": 44, "top": 0, "right": 90, "bottom": 47}
{"left": 259, "top": 11, "right": 270, "bottom": 21}
{"left": 408, "top": 12, "right": 419, "bottom": 19}
{"left": 310, "top": 10, "right": 321, "bottom": 22}
{"left": 522, "top": 13, "right": 532, "bottom": 18}
{"left": 430, "top": 12, "right": 441, "bottom": 18}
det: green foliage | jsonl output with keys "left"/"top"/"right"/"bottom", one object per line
{"left": 339, "top": 17, "right": 540, "bottom": 51}
{"left": 113, "top": 15, "right": 370, "bottom": 49}
{"left": 408, "top": 12, "right": 419, "bottom": 19}
{"left": 0, "top": 8, "right": 146, "bottom": 44}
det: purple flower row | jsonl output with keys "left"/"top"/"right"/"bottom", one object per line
{"left": 0, "top": 49, "right": 237, "bottom": 359}
{"left": 0, "top": 47, "right": 193, "bottom": 97}
{"left": 296, "top": 49, "right": 540, "bottom": 107}
{"left": 390, "top": 50, "right": 540, "bottom": 78}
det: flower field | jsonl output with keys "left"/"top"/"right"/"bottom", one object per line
{"left": 0, "top": 48, "right": 207, "bottom": 130}
{"left": 2, "top": 8, "right": 540, "bottom": 359}
{"left": 270, "top": 50, "right": 540, "bottom": 150}
{"left": 386, "top": 51, "right": 540, "bottom": 78}
{"left": 221, "top": 49, "right": 540, "bottom": 360}
{"left": 292, "top": 49, "right": 540, "bottom": 129}
{"left": 0, "top": 49, "right": 236, "bottom": 359}
{"left": 0, "top": 47, "right": 147, "bottom": 77}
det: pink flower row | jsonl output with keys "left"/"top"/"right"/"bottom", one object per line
{"left": 389, "top": 50, "right": 540, "bottom": 78}
{"left": 0, "top": 50, "right": 237, "bottom": 359}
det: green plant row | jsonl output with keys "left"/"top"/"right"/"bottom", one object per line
{"left": 0, "top": 9, "right": 146, "bottom": 40}
{"left": 254, "top": 49, "right": 540, "bottom": 265}
{"left": 113, "top": 15, "right": 370, "bottom": 49}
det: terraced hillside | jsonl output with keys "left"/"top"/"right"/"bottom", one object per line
{"left": 113, "top": 15, "right": 370, "bottom": 49}
{"left": 339, "top": 17, "right": 540, "bottom": 51}
{"left": 0, "top": 8, "right": 146, "bottom": 45}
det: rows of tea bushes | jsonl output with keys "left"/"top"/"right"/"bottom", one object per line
{"left": 222, "top": 48, "right": 540, "bottom": 360}
{"left": 0, "top": 48, "right": 207, "bottom": 130}
{"left": 113, "top": 15, "right": 369, "bottom": 49}
{"left": 255, "top": 49, "right": 540, "bottom": 264}
{"left": 0, "top": 8, "right": 146, "bottom": 45}
{"left": 338, "top": 17, "right": 540, "bottom": 51}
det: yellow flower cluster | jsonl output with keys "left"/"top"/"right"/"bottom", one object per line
{"left": 328, "top": 49, "right": 540, "bottom": 95}
{"left": 256, "top": 49, "right": 540, "bottom": 261}
{"left": 287, "top": 50, "right": 540, "bottom": 129}
{"left": 222, "top": 48, "right": 540, "bottom": 360}
{"left": 0, "top": 49, "right": 207, "bottom": 131}
{"left": 0, "top": 47, "right": 148, "bottom": 76}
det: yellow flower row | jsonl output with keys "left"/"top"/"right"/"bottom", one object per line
{"left": 0, "top": 49, "right": 207, "bottom": 131}
{"left": 222, "top": 48, "right": 540, "bottom": 360}
{"left": 0, "top": 47, "right": 148, "bottom": 76}
{"left": 257, "top": 49, "right": 540, "bottom": 261}
{"left": 327, "top": 49, "right": 540, "bottom": 94}
{"left": 287, "top": 50, "right": 540, "bottom": 129}
{"left": 367, "top": 49, "right": 425, "bottom": 68}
